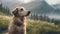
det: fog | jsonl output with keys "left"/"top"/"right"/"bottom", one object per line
{"left": 45, "top": 0, "right": 60, "bottom": 5}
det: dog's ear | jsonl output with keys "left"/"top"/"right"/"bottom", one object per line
{"left": 12, "top": 8, "right": 18, "bottom": 15}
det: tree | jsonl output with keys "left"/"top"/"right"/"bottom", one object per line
{"left": 0, "top": 3, "right": 10, "bottom": 15}
{"left": 0, "top": 3, "right": 3, "bottom": 11}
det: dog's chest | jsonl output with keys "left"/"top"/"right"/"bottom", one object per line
{"left": 13, "top": 19, "right": 22, "bottom": 26}
{"left": 14, "top": 21, "right": 26, "bottom": 31}
{"left": 15, "top": 21, "right": 22, "bottom": 26}
{"left": 13, "top": 17, "right": 26, "bottom": 27}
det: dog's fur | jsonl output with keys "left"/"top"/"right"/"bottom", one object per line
{"left": 8, "top": 7, "right": 30, "bottom": 34}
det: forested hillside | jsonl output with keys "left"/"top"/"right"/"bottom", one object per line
{"left": 0, "top": 3, "right": 10, "bottom": 15}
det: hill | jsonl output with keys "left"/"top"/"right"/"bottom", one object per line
{"left": 0, "top": 0, "right": 54, "bottom": 15}
{"left": 0, "top": 15, "right": 60, "bottom": 34}
{"left": 29, "top": 0, "right": 54, "bottom": 15}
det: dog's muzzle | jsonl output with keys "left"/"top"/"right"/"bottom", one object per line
{"left": 26, "top": 11, "right": 31, "bottom": 16}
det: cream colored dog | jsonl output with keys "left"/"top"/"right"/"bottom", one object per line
{"left": 8, "top": 7, "right": 31, "bottom": 34}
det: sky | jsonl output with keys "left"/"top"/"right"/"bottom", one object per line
{"left": 0, "top": 0, "right": 60, "bottom": 5}
{"left": 45, "top": 0, "right": 60, "bottom": 5}
{"left": 18, "top": 0, "right": 34, "bottom": 3}
{"left": 18, "top": 0, "right": 60, "bottom": 5}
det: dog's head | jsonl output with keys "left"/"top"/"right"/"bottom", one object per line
{"left": 12, "top": 7, "right": 31, "bottom": 17}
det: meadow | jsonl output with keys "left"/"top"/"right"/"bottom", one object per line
{"left": 0, "top": 14, "right": 60, "bottom": 34}
{"left": 0, "top": 0, "right": 60, "bottom": 34}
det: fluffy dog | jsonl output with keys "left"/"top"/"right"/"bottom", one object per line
{"left": 8, "top": 7, "right": 31, "bottom": 34}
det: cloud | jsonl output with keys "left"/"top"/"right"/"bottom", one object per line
{"left": 45, "top": 0, "right": 60, "bottom": 5}
{"left": 18, "top": 0, "right": 34, "bottom": 3}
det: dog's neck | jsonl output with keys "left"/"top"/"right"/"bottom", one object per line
{"left": 13, "top": 16, "right": 26, "bottom": 22}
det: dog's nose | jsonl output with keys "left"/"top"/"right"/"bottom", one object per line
{"left": 28, "top": 11, "right": 31, "bottom": 14}
{"left": 26, "top": 11, "right": 31, "bottom": 16}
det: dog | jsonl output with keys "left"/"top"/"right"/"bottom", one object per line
{"left": 8, "top": 7, "right": 31, "bottom": 34}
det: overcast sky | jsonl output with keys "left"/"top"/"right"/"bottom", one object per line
{"left": 19, "top": 0, "right": 60, "bottom": 5}
{"left": 0, "top": 0, "right": 60, "bottom": 5}
{"left": 45, "top": 0, "right": 60, "bottom": 5}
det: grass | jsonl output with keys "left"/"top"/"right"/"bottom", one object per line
{"left": 0, "top": 15, "right": 60, "bottom": 34}
{"left": 27, "top": 20, "right": 60, "bottom": 34}
{"left": 0, "top": 15, "right": 10, "bottom": 33}
{"left": 0, "top": 12, "right": 7, "bottom": 16}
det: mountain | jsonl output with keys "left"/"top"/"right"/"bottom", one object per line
{"left": 50, "top": 4, "right": 60, "bottom": 15}
{"left": 30, "top": 0, "right": 55, "bottom": 15}
{"left": 11, "top": 0, "right": 55, "bottom": 15}
{"left": 53, "top": 4, "right": 60, "bottom": 9}
{"left": 0, "top": 0, "right": 21, "bottom": 9}
{"left": 0, "top": 0, "right": 57, "bottom": 15}
{"left": 1, "top": 0, "right": 60, "bottom": 19}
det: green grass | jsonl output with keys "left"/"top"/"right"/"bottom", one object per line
{"left": 0, "top": 15, "right": 10, "bottom": 33}
{"left": 0, "top": 12, "right": 7, "bottom": 16}
{"left": 0, "top": 15, "right": 60, "bottom": 34}
{"left": 26, "top": 20, "right": 60, "bottom": 34}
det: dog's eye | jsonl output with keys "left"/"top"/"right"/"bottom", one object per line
{"left": 20, "top": 8, "right": 23, "bottom": 11}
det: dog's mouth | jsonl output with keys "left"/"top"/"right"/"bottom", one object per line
{"left": 26, "top": 11, "right": 31, "bottom": 16}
